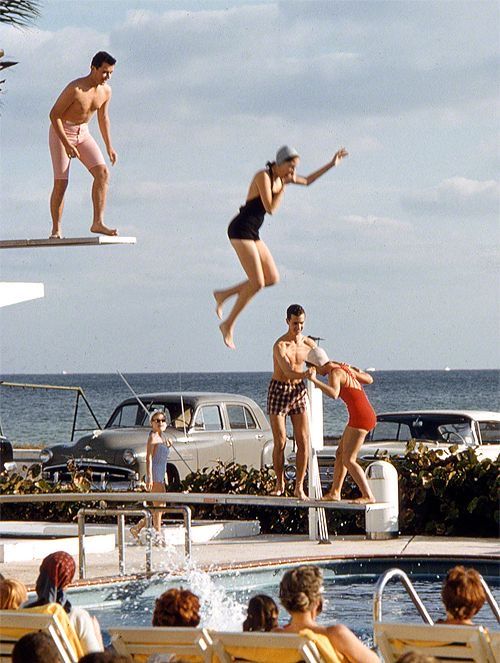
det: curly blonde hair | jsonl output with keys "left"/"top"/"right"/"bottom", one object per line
{"left": 0, "top": 579, "right": 28, "bottom": 610}
{"left": 441, "top": 566, "right": 485, "bottom": 621}
{"left": 279, "top": 565, "right": 323, "bottom": 613}
{"left": 152, "top": 588, "right": 200, "bottom": 627}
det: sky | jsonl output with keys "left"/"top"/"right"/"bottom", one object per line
{"left": 0, "top": 0, "right": 499, "bottom": 373}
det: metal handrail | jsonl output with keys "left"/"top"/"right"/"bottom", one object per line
{"left": 373, "top": 568, "right": 500, "bottom": 626}
{"left": 373, "top": 568, "right": 434, "bottom": 624}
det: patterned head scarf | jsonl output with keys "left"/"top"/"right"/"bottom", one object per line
{"left": 27, "top": 551, "right": 75, "bottom": 613}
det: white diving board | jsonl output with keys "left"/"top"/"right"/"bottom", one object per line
{"left": 0, "top": 236, "right": 136, "bottom": 249}
{"left": 0, "top": 282, "right": 44, "bottom": 308}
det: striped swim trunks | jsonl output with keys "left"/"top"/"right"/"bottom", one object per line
{"left": 267, "top": 379, "right": 307, "bottom": 417}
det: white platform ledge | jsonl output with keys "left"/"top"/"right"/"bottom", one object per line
{"left": 0, "top": 282, "right": 44, "bottom": 307}
{"left": 0, "top": 236, "right": 136, "bottom": 249}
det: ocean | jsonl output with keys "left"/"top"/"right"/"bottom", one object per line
{"left": 0, "top": 370, "right": 498, "bottom": 447}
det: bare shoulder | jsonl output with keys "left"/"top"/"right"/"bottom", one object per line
{"left": 304, "top": 336, "right": 316, "bottom": 349}
{"left": 326, "top": 622, "right": 354, "bottom": 642}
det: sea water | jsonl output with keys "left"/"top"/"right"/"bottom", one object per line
{"left": 1, "top": 370, "right": 499, "bottom": 447}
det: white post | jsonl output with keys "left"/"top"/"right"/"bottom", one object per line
{"left": 306, "top": 381, "right": 329, "bottom": 542}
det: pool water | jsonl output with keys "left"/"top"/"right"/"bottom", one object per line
{"left": 67, "top": 557, "right": 499, "bottom": 647}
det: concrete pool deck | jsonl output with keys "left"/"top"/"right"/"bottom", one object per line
{"left": 1, "top": 533, "right": 498, "bottom": 588}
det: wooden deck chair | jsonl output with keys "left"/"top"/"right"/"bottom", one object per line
{"left": 488, "top": 631, "right": 500, "bottom": 663}
{"left": 109, "top": 626, "right": 213, "bottom": 663}
{"left": 0, "top": 609, "right": 78, "bottom": 663}
{"left": 374, "top": 622, "right": 498, "bottom": 663}
{"left": 209, "top": 630, "right": 323, "bottom": 663}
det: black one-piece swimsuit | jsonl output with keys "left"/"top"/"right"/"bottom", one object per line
{"left": 227, "top": 168, "right": 273, "bottom": 241}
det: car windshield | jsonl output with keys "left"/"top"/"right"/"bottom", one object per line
{"left": 106, "top": 401, "right": 194, "bottom": 429}
{"left": 370, "top": 415, "right": 474, "bottom": 444}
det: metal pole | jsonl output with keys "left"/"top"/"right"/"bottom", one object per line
{"left": 145, "top": 509, "right": 153, "bottom": 574}
{"left": 117, "top": 513, "right": 125, "bottom": 575}
{"left": 77, "top": 510, "right": 86, "bottom": 579}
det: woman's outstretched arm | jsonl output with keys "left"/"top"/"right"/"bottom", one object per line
{"left": 293, "top": 147, "right": 348, "bottom": 186}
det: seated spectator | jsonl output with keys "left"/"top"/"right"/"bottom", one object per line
{"left": 278, "top": 565, "right": 380, "bottom": 663}
{"left": 12, "top": 630, "right": 63, "bottom": 663}
{"left": 243, "top": 594, "right": 279, "bottom": 632}
{"left": 0, "top": 578, "right": 27, "bottom": 609}
{"left": 439, "top": 565, "right": 486, "bottom": 625}
{"left": 79, "top": 652, "right": 132, "bottom": 662}
{"left": 152, "top": 588, "right": 201, "bottom": 627}
{"left": 24, "top": 551, "right": 104, "bottom": 655}
{"left": 396, "top": 654, "right": 437, "bottom": 663}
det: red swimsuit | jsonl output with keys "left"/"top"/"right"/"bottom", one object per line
{"left": 338, "top": 364, "right": 377, "bottom": 431}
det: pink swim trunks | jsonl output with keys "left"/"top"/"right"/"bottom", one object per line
{"left": 49, "top": 121, "right": 106, "bottom": 180}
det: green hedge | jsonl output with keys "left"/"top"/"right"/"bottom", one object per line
{"left": 1, "top": 445, "right": 498, "bottom": 537}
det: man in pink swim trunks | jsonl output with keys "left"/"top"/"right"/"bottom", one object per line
{"left": 49, "top": 51, "right": 118, "bottom": 238}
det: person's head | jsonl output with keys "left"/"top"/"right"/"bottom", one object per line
{"left": 274, "top": 145, "right": 300, "bottom": 179}
{"left": 150, "top": 409, "right": 168, "bottom": 431}
{"left": 305, "top": 347, "right": 330, "bottom": 374}
{"left": 152, "top": 588, "right": 201, "bottom": 627}
{"left": 0, "top": 578, "right": 28, "bottom": 609}
{"left": 90, "top": 51, "right": 116, "bottom": 84}
{"left": 396, "top": 653, "right": 437, "bottom": 663}
{"left": 286, "top": 304, "right": 305, "bottom": 336}
{"left": 38, "top": 551, "right": 76, "bottom": 590}
{"left": 441, "top": 566, "right": 486, "bottom": 622}
{"left": 12, "top": 631, "right": 63, "bottom": 663}
{"left": 79, "top": 653, "right": 132, "bottom": 663}
{"left": 279, "top": 565, "right": 323, "bottom": 616}
{"left": 243, "top": 594, "right": 279, "bottom": 632}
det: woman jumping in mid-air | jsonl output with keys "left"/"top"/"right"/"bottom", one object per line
{"left": 213, "top": 145, "right": 348, "bottom": 349}
{"left": 306, "top": 347, "right": 377, "bottom": 504}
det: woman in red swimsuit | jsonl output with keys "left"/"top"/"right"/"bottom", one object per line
{"left": 306, "top": 347, "right": 376, "bottom": 504}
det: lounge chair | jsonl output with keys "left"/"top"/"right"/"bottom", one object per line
{"left": 374, "top": 621, "right": 498, "bottom": 663}
{"left": 109, "top": 626, "right": 213, "bottom": 662}
{"left": 209, "top": 630, "right": 325, "bottom": 663}
{"left": 0, "top": 609, "right": 78, "bottom": 663}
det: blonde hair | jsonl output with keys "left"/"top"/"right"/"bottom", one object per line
{"left": 149, "top": 409, "right": 165, "bottom": 425}
{"left": 279, "top": 565, "right": 323, "bottom": 613}
{"left": 0, "top": 579, "right": 28, "bottom": 609}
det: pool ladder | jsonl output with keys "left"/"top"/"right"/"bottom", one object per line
{"left": 373, "top": 568, "right": 500, "bottom": 625}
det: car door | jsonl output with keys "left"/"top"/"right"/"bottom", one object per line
{"left": 188, "top": 403, "right": 233, "bottom": 470}
{"left": 226, "top": 403, "right": 265, "bottom": 468}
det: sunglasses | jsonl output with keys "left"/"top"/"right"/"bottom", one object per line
{"left": 152, "top": 418, "right": 166, "bottom": 423}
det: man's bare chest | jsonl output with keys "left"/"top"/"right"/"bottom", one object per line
{"left": 73, "top": 88, "right": 106, "bottom": 114}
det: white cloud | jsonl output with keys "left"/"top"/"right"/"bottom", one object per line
{"left": 403, "top": 177, "right": 500, "bottom": 216}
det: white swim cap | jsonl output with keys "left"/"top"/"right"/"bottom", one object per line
{"left": 276, "top": 145, "right": 300, "bottom": 165}
{"left": 306, "top": 347, "right": 330, "bottom": 367}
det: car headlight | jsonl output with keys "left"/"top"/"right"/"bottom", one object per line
{"left": 39, "top": 449, "right": 53, "bottom": 463}
{"left": 122, "top": 449, "right": 136, "bottom": 465}
{"left": 284, "top": 464, "right": 296, "bottom": 481}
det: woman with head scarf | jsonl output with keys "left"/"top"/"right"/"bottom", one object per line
{"left": 25, "top": 551, "right": 104, "bottom": 655}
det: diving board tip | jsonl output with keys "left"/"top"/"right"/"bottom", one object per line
{"left": 0, "top": 236, "right": 136, "bottom": 249}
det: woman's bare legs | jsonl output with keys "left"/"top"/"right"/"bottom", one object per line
{"left": 215, "top": 239, "right": 279, "bottom": 348}
{"left": 130, "top": 481, "right": 165, "bottom": 538}
{"left": 323, "top": 426, "right": 375, "bottom": 503}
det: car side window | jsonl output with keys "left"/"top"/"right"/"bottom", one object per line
{"left": 108, "top": 404, "right": 140, "bottom": 428}
{"left": 478, "top": 421, "right": 500, "bottom": 444}
{"left": 372, "top": 421, "right": 410, "bottom": 441}
{"left": 193, "top": 405, "right": 223, "bottom": 431}
{"left": 227, "top": 405, "right": 257, "bottom": 430}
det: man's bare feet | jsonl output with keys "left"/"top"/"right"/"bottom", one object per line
{"left": 90, "top": 223, "right": 118, "bottom": 236}
{"left": 49, "top": 233, "right": 63, "bottom": 239}
{"left": 219, "top": 321, "right": 235, "bottom": 349}
{"left": 213, "top": 291, "right": 224, "bottom": 320}
{"left": 322, "top": 492, "right": 341, "bottom": 502}
{"left": 294, "top": 488, "right": 309, "bottom": 501}
{"left": 349, "top": 496, "right": 376, "bottom": 504}
{"left": 270, "top": 489, "right": 283, "bottom": 496}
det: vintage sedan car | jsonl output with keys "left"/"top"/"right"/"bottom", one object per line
{"left": 0, "top": 433, "right": 15, "bottom": 473}
{"left": 40, "top": 392, "right": 279, "bottom": 488}
{"left": 286, "top": 410, "right": 500, "bottom": 489}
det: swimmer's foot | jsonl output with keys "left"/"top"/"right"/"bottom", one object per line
{"left": 129, "top": 525, "right": 141, "bottom": 542}
{"left": 49, "top": 233, "right": 63, "bottom": 239}
{"left": 90, "top": 223, "right": 118, "bottom": 236}
{"left": 213, "top": 291, "right": 224, "bottom": 320}
{"left": 294, "top": 488, "right": 309, "bottom": 501}
{"left": 270, "top": 485, "right": 284, "bottom": 496}
{"left": 349, "top": 496, "right": 376, "bottom": 504}
{"left": 322, "top": 492, "right": 341, "bottom": 502}
{"left": 219, "top": 321, "right": 235, "bottom": 349}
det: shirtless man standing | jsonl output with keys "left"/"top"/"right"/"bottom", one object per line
{"left": 49, "top": 51, "right": 118, "bottom": 238}
{"left": 268, "top": 304, "right": 316, "bottom": 499}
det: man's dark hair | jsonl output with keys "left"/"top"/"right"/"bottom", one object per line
{"left": 286, "top": 304, "right": 305, "bottom": 320}
{"left": 79, "top": 652, "right": 132, "bottom": 663}
{"left": 91, "top": 51, "right": 116, "bottom": 68}
{"left": 12, "top": 631, "right": 63, "bottom": 663}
